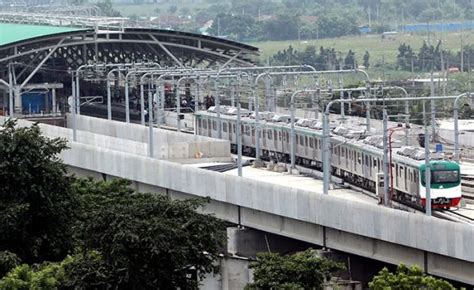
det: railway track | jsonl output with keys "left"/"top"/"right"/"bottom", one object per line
{"left": 433, "top": 208, "right": 474, "bottom": 224}
{"left": 461, "top": 174, "right": 474, "bottom": 202}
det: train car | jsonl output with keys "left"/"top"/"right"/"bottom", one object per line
{"left": 195, "top": 107, "right": 462, "bottom": 208}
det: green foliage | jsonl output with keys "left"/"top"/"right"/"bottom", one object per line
{"left": 209, "top": 13, "right": 258, "bottom": 40}
{"left": 369, "top": 264, "right": 455, "bottom": 289}
{"left": 0, "top": 122, "right": 227, "bottom": 288}
{"left": 0, "top": 251, "right": 111, "bottom": 289}
{"left": 0, "top": 120, "right": 77, "bottom": 264}
{"left": 270, "top": 45, "right": 343, "bottom": 70}
{"left": 363, "top": 51, "right": 370, "bottom": 68}
{"left": 0, "top": 262, "right": 66, "bottom": 290}
{"left": 246, "top": 249, "right": 345, "bottom": 290}
{"left": 0, "top": 251, "right": 21, "bottom": 278}
{"left": 316, "top": 14, "right": 360, "bottom": 39}
{"left": 97, "top": 0, "right": 121, "bottom": 17}
{"left": 344, "top": 49, "right": 357, "bottom": 69}
{"left": 73, "top": 178, "right": 227, "bottom": 289}
{"left": 61, "top": 251, "right": 115, "bottom": 289}
{"left": 261, "top": 13, "right": 300, "bottom": 41}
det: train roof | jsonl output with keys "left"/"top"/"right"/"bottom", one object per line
{"left": 196, "top": 110, "right": 455, "bottom": 169}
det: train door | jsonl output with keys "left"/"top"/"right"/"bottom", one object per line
{"left": 272, "top": 129, "right": 278, "bottom": 153}
{"left": 395, "top": 164, "right": 399, "bottom": 188}
{"left": 368, "top": 154, "right": 372, "bottom": 178}
{"left": 303, "top": 136, "right": 308, "bottom": 157}
{"left": 263, "top": 129, "right": 267, "bottom": 148}
{"left": 251, "top": 125, "right": 256, "bottom": 147}
{"left": 404, "top": 166, "right": 408, "bottom": 191}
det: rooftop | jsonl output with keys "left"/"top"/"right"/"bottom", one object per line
{"left": 0, "top": 22, "right": 87, "bottom": 46}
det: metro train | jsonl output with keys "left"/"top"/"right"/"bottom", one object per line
{"left": 195, "top": 106, "right": 462, "bottom": 208}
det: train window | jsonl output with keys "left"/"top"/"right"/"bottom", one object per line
{"left": 373, "top": 158, "right": 377, "bottom": 167}
{"left": 369, "top": 157, "right": 372, "bottom": 167}
{"left": 365, "top": 155, "right": 368, "bottom": 166}
{"left": 232, "top": 124, "right": 235, "bottom": 133}
{"left": 208, "top": 120, "right": 211, "bottom": 129}
{"left": 357, "top": 153, "right": 361, "bottom": 164}
{"left": 286, "top": 131, "right": 289, "bottom": 142}
{"left": 278, "top": 131, "right": 282, "bottom": 141}
{"left": 203, "top": 120, "right": 207, "bottom": 129}
{"left": 268, "top": 130, "right": 272, "bottom": 140}
{"left": 212, "top": 121, "right": 217, "bottom": 130}
{"left": 223, "top": 122, "right": 228, "bottom": 133}
{"left": 309, "top": 138, "right": 314, "bottom": 148}
{"left": 198, "top": 119, "right": 202, "bottom": 128}
{"left": 399, "top": 166, "right": 404, "bottom": 176}
{"left": 252, "top": 128, "right": 255, "bottom": 137}
{"left": 274, "top": 130, "right": 278, "bottom": 141}
{"left": 305, "top": 136, "right": 308, "bottom": 146}
{"left": 300, "top": 135, "right": 304, "bottom": 145}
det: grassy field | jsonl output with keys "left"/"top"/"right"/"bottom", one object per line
{"left": 250, "top": 32, "right": 474, "bottom": 67}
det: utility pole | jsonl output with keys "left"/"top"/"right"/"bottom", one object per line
{"left": 382, "top": 109, "right": 389, "bottom": 206}
{"left": 368, "top": 6, "right": 371, "bottom": 28}
{"left": 430, "top": 69, "right": 437, "bottom": 142}
{"left": 461, "top": 34, "right": 464, "bottom": 73}
{"left": 411, "top": 57, "right": 415, "bottom": 87}
{"left": 423, "top": 100, "right": 432, "bottom": 216}
{"left": 440, "top": 41, "right": 446, "bottom": 96}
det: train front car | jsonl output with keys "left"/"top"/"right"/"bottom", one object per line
{"left": 419, "top": 161, "right": 462, "bottom": 208}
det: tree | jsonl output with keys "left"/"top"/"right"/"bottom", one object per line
{"left": 209, "top": 13, "right": 257, "bottom": 40}
{"left": 97, "top": 0, "right": 121, "bottom": 17}
{"left": 73, "top": 178, "right": 227, "bottom": 289}
{"left": 316, "top": 14, "right": 359, "bottom": 39}
{"left": 344, "top": 49, "right": 357, "bottom": 69}
{"left": 0, "top": 251, "right": 21, "bottom": 278}
{"left": 369, "top": 264, "right": 455, "bottom": 289}
{"left": 0, "top": 120, "right": 78, "bottom": 264}
{"left": 168, "top": 4, "right": 178, "bottom": 14}
{"left": 363, "top": 51, "right": 370, "bottom": 68}
{"left": 246, "top": 249, "right": 345, "bottom": 289}
{"left": 261, "top": 13, "right": 300, "bottom": 41}
{"left": 397, "top": 43, "right": 416, "bottom": 71}
{"left": 0, "top": 251, "right": 112, "bottom": 289}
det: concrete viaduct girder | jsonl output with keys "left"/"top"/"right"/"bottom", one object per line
{"left": 1, "top": 115, "right": 473, "bottom": 285}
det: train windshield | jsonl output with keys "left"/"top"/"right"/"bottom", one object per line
{"left": 431, "top": 170, "right": 459, "bottom": 184}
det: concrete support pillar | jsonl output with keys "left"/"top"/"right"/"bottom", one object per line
{"left": 52, "top": 88, "right": 57, "bottom": 113}
{"left": 14, "top": 87, "right": 21, "bottom": 114}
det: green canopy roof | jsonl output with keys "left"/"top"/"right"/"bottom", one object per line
{"left": 0, "top": 23, "right": 87, "bottom": 46}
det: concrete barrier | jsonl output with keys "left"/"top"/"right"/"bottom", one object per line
{"left": 60, "top": 140, "right": 474, "bottom": 264}
{"left": 0, "top": 116, "right": 231, "bottom": 161}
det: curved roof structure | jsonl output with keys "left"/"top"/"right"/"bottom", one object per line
{"left": 0, "top": 23, "right": 259, "bottom": 66}
{"left": 0, "top": 22, "right": 259, "bottom": 88}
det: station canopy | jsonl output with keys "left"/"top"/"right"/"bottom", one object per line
{"left": 0, "top": 23, "right": 87, "bottom": 46}
{"left": 0, "top": 20, "right": 259, "bottom": 88}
